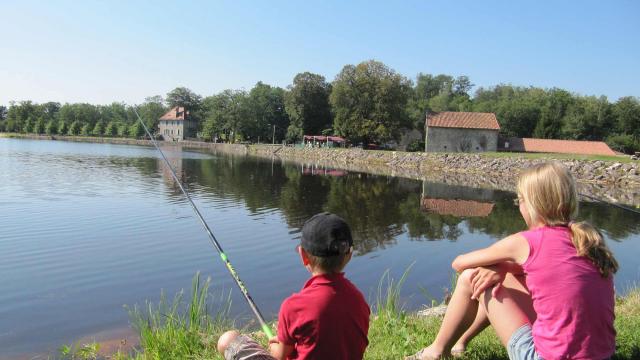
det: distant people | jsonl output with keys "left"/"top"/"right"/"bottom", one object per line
{"left": 408, "top": 162, "right": 617, "bottom": 360}
{"left": 217, "top": 212, "right": 370, "bottom": 360}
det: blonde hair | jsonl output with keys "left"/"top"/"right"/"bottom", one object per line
{"left": 517, "top": 162, "right": 618, "bottom": 277}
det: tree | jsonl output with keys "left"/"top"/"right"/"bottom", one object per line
{"left": 166, "top": 87, "right": 203, "bottom": 112}
{"left": 128, "top": 122, "right": 144, "bottom": 138}
{"left": 23, "top": 117, "right": 34, "bottom": 133}
{"left": 408, "top": 74, "right": 447, "bottom": 130}
{"left": 34, "top": 117, "right": 46, "bottom": 134}
{"left": 285, "top": 72, "right": 332, "bottom": 142}
{"left": 117, "top": 123, "right": 128, "bottom": 137}
{"left": 534, "top": 88, "right": 573, "bottom": 139}
{"left": 473, "top": 85, "right": 544, "bottom": 138}
{"left": 138, "top": 96, "right": 167, "bottom": 135}
{"left": 562, "top": 96, "right": 612, "bottom": 140}
{"left": 92, "top": 122, "right": 104, "bottom": 136}
{"left": 81, "top": 123, "right": 91, "bottom": 136}
{"left": 0, "top": 105, "right": 7, "bottom": 120}
{"left": 57, "top": 121, "right": 68, "bottom": 135}
{"left": 45, "top": 121, "right": 57, "bottom": 135}
{"left": 201, "top": 90, "right": 249, "bottom": 142}
{"left": 41, "top": 102, "right": 61, "bottom": 121}
{"left": 99, "top": 103, "right": 129, "bottom": 125}
{"left": 453, "top": 76, "right": 474, "bottom": 96}
{"left": 67, "top": 121, "right": 81, "bottom": 135}
{"left": 330, "top": 60, "right": 412, "bottom": 144}
{"left": 6, "top": 101, "right": 40, "bottom": 133}
{"left": 612, "top": 97, "right": 640, "bottom": 140}
{"left": 104, "top": 122, "right": 117, "bottom": 137}
{"left": 243, "top": 82, "right": 289, "bottom": 143}
{"left": 606, "top": 134, "right": 638, "bottom": 154}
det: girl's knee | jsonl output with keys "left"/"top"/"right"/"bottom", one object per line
{"left": 457, "top": 268, "right": 475, "bottom": 288}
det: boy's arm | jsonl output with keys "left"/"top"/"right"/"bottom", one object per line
{"left": 451, "top": 233, "right": 529, "bottom": 272}
{"left": 268, "top": 337, "right": 294, "bottom": 360}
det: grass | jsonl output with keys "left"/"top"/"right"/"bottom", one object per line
{"left": 479, "top": 151, "right": 632, "bottom": 163}
{"left": 59, "top": 273, "right": 640, "bottom": 360}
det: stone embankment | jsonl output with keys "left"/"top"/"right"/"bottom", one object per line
{"left": 248, "top": 145, "right": 640, "bottom": 207}
{"left": 3, "top": 133, "right": 639, "bottom": 206}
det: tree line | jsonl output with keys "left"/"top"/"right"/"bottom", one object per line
{"left": 1, "top": 60, "right": 639, "bottom": 153}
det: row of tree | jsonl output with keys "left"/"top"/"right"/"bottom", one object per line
{"left": 1, "top": 60, "right": 639, "bottom": 152}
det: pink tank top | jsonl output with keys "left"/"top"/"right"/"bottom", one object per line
{"left": 521, "top": 226, "right": 615, "bottom": 360}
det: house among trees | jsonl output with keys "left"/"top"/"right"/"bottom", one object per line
{"left": 425, "top": 112, "right": 500, "bottom": 152}
{"left": 499, "top": 138, "right": 617, "bottom": 156}
{"left": 158, "top": 106, "right": 197, "bottom": 141}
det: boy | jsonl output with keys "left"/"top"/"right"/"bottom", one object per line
{"left": 217, "top": 212, "right": 370, "bottom": 360}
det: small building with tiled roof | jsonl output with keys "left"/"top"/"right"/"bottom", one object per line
{"left": 158, "top": 106, "right": 197, "bottom": 141}
{"left": 425, "top": 112, "right": 500, "bottom": 153}
{"left": 500, "top": 137, "right": 617, "bottom": 156}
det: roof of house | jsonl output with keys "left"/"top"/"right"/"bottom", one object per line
{"left": 421, "top": 198, "right": 495, "bottom": 217}
{"left": 303, "top": 135, "right": 346, "bottom": 143}
{"left": 502, "top": 137, "right": 617, "bottom": 156}
{"left": 427, "top": 112, "right": 500, "bottom": 130}
{"left": 159, "top": 106, "right": 189, "bottom": 121}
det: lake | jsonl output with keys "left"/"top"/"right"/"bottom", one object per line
{"left": 1, "top": 138, "right": 639, "bottom": 358}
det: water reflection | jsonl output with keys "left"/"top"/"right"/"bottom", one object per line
{"left": 142, "top": 155, "right": 640, "bottom": 249}
{"left": 113, "top": 150, "right": 640, "bottom": 255}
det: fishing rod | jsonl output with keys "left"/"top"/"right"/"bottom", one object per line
{"left": 578, "top": 192, "right": 640, "bottom": 215}
{"left": 133, "top": 110, "right": 274, "bottom": 338}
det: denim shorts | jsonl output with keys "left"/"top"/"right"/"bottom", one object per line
{"left": 507, "top": 324, "right": 543, "bottom": 360}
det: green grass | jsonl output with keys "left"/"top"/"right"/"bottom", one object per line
{"left": 60, "top": 273, "right": 640, "bottom": 360}
{"left": 479, "top": 151, "right": 631, "bottom": 163}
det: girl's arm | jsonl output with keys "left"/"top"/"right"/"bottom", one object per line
{"left": 452, "top": 233, "right": 529, "bottom": 272}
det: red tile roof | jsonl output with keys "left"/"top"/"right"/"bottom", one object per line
{"left": 502, "top": 137, "right": 617, "bottom": 156}
{"left": 159, "top": 106, "right": 189, "bottom": 121}
{"left": 427, "top": 112, "right": 500, "bottom": 130}
{"left": 421, "top": 198, "right": 495, "bottom": 217}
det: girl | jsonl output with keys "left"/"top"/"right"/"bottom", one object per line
{"left": 408, "top": 162, "right": 618, "bottom": 360}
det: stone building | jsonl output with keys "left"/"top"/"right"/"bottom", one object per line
{"left": 425, "top": 112, "right": 500, "bottom": 152}
{"left": 158, "top": 106, "right": 197, "bottom": 141}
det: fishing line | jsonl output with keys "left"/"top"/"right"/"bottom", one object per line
{"left": 578, "top": 192, "right": 640, "bottom": 215}
{"left": 133, "top": 110, "right": 274, "bottom": 338}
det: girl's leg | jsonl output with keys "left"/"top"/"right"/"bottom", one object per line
{"left": 411, "top": 269, "right": 481, "bottom": 359}
{"left": 480, "top": 273, "right": 536, "bottom": 346}
{"left": 409, "top": 272, "right": 535, "bottom": 360}
{"left": 452, "top": 274, "right": 535, "bottom": 354}
{"left": 452, "top": 304, "right": 490, "bottom": 355}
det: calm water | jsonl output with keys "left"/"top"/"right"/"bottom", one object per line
{"left": 1, "top": 138, "right": 639, "bottom": 357}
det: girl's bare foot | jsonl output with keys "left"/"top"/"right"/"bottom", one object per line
{"left": 451, "top": 343, "right": 465, "bottom": 357}
{"left": 405, "top": 344, "right": 447, "bottom": 360}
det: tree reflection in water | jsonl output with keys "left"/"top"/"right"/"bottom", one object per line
{"left": 124, "top": 152, "right": 638, "bottom": 254}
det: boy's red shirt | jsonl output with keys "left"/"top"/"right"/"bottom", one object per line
{"left": 277, "top": 272, "right": 370, "bottom": 360}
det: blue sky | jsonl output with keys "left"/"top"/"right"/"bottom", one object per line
{"left": 1, "top": 0, "right": 638, "bottom": 105}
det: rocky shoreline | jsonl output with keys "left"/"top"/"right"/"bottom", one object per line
{"left": 3, "top": 133, "right": 639, "bottom": 207}
{"left": 248, "top": 146, "right": 640, "bottom": 207}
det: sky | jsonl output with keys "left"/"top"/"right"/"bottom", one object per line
{"left": 1, "top": 0, "right": 639, "bottom": 106}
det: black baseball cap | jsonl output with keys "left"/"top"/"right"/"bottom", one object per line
{"left": 301, "top": 213, "right": 353, "bottom": 257}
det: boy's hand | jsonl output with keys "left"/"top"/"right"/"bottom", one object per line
{"left": 268, "top": 336, "right": 294, "bottom": 360}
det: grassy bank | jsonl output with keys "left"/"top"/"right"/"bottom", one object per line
{"left": 60, "top": 273, "right": 640, "bottom": 360}
{"left": 479, "top": 151, "right": 632, "bottom": 163}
